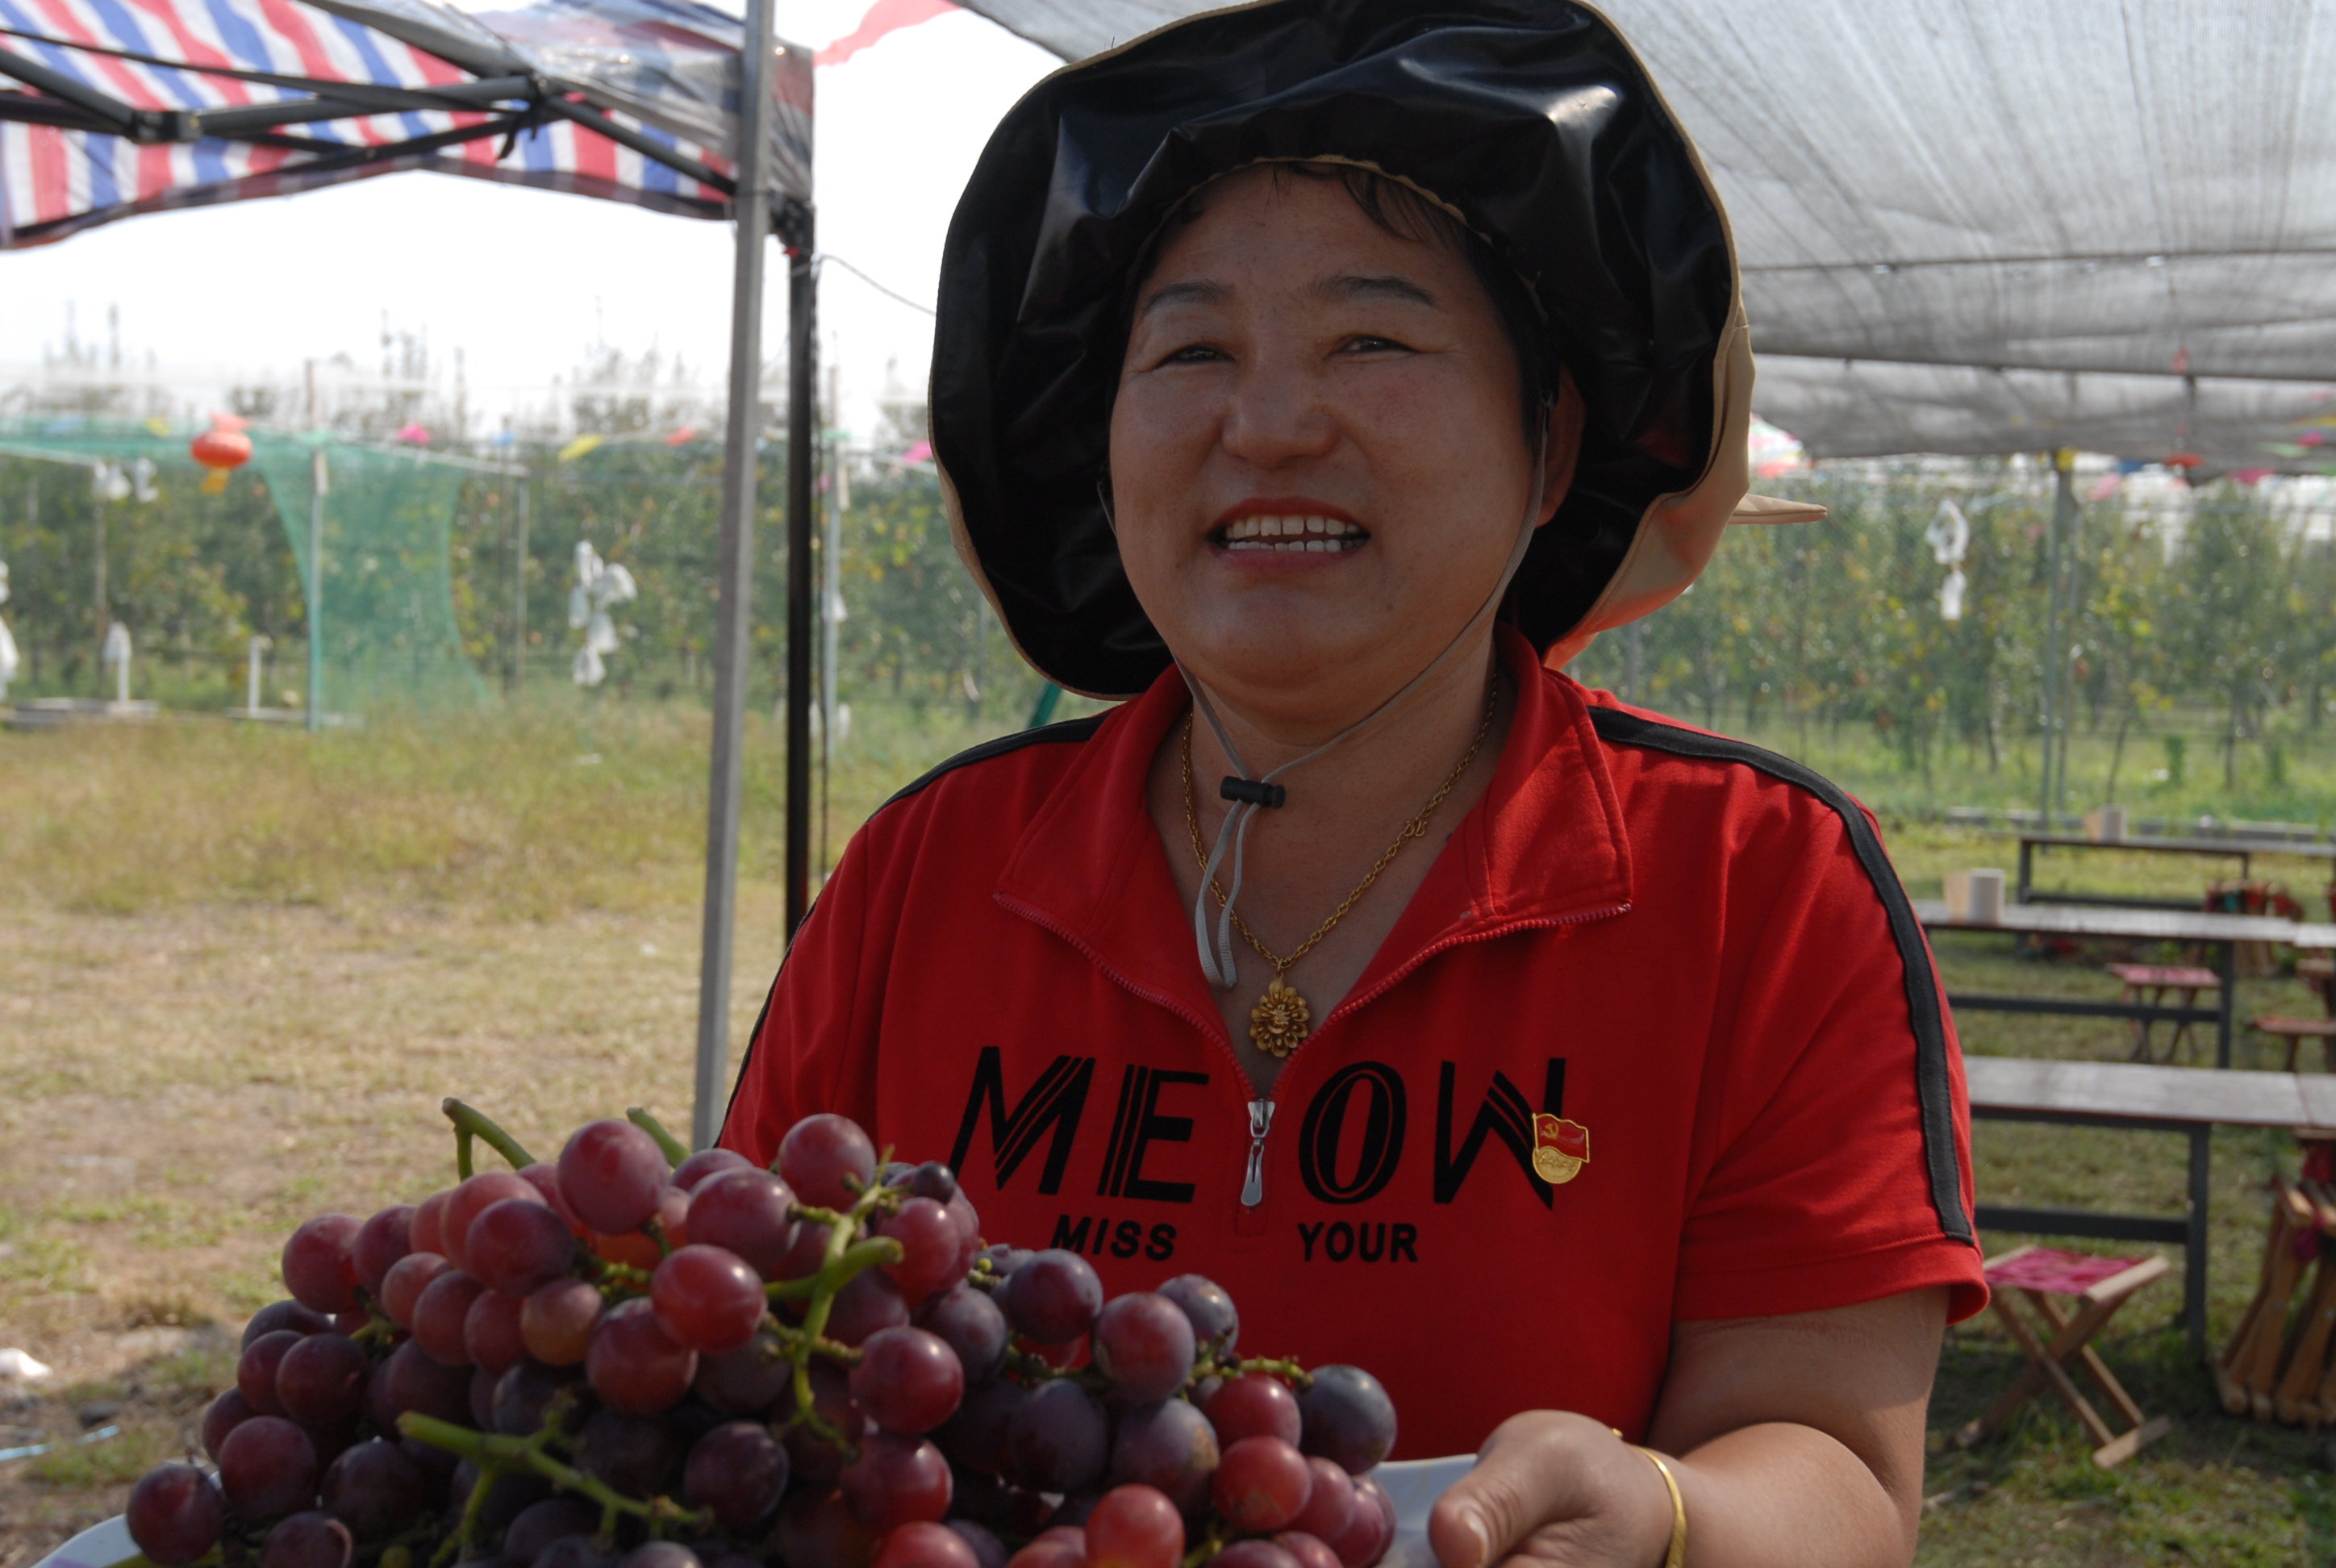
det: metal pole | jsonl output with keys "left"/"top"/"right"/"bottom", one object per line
{"left": 786, "top": 239, "right": 817, "bottom": 936}
{"left": 307, "top": 449, "right": 327, "bottom": 733}
{"left": 821, "top": 361, "right": 845, "bottom": 881}
{"left": 511, "top": 463, "right": 531, "bottom": 697}
{"left": 2038, "top": 453, "right": 2075, "bottom": 824}
{"left": 691, "top": 0, "right": 777, "bottom": 1152}
{"left": 2054, "top": 465, "right": 2084, "bottom": 819}
{"left": 2184, "top": 1126, "right": 2210, "bottom": 1358}
{"left": 2215, "top": 935, "right": 2235, "bottom": 1071}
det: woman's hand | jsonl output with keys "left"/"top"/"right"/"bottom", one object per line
{"left": 1427, "top": 1412, "right": 1675, "bottom": 1568}
{"left": 1425, "top": 1289, "right": 1948, "bottom": 1568}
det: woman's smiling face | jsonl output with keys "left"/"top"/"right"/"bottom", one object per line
{"left": 1109, "top": 165, "right": 1570, "bottom": 728}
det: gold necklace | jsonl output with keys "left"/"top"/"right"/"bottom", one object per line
{"left": 1181, "top": 676, "right": 1499, "bottom": 1059}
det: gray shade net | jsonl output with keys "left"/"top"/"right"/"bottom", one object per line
{"left": 955, "top": 0, "right": 2336, "bottom": 469}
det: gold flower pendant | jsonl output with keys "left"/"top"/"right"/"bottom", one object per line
{"left": 1249, "top": 974, "right": 1312, "bottom": 1058}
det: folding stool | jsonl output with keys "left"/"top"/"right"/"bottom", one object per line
{"left": 1955, "top": 1245, "right": 2172, "bottom": 1467}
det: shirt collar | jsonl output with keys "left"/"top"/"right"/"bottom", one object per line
{"left": 994, "top": 625, "right": 1634, "bottom": 1032}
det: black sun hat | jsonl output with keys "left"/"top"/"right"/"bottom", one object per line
{"left": 929, "top": 0, "right": 1811, "bottom": 700}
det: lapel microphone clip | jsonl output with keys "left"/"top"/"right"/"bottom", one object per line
{"left": 1220, "top": 778, "right": 1287, "bottom": 808}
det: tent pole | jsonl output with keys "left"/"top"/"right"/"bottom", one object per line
{"left": 511, "top": 462, "right": 529, "bottom": 696}
{"left": 786, "top": 234, "right": 816, "bottom": 937}
{"left": 2039, "top": 453, "right": 2075, "bottom": 824}
{"left": 307, "top": 449, "right": 326, "bottom": 733}
{"left": 692, "top": 0, "right": 776, "bottom": 1152}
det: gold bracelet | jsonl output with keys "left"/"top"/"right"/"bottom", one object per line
{"left": 1630, "top": 1445, "right": 1687, "bottom": 1568}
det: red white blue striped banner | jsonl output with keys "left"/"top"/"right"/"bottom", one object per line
{"left": 0, "top": 0, "right": 767, "bottom": 246}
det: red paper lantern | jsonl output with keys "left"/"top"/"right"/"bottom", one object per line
{"left": 190, "top": 427, "right": 252, "bottom": 471}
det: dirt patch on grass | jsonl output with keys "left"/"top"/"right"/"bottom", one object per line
{"left": 0, "top": 895, "right": 786, "bottom": 1563}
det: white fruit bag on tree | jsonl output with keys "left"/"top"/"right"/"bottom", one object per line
{"left": 0, "top": 558, "right": 19, "bottom": 699}
{"left": 569, "top": 542, "right": 639, "bottom": 688}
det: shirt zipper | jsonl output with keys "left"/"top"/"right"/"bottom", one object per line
{"left": 1241, "top": 1098, "right": 1276, "bottom": 1207}
{"left": 999, "top": 894, "right": 1280, "bottom": 1209}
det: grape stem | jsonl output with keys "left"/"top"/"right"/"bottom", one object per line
{"left": 790, "top": 1203, "right": 849, "bottom": 1228}
{"left": 432, "top": 1428, "right": 507, "bottom": 1568}
{"left": 1005, "top": 1345, "right": 1087, "bottom": 1385}
{"left": 349, "top": 1303, "right": 399, "bottom": 1347}
{"left": 626, "top": 1107, "right": 690, "bottom": 1166}
{"left": 586, "top": 1255, "right": 653, "bottom": 1291}
{"left": 398, "top": 1412, "right": 714, "bottom": 1543}
{"left": 441, "top": 1099, "right": 536, "bottom": 1176}
{"left": 782, "top": 1180, "right": 901, "bottom": 1421}
{"left": 762, "top": 1236, "right": 900, "bottom": 1304}
{"left": 1197, "top": 1354, "right": 1314, "bottom": 1391}
{"left": 1180, "top": 1531, "right": 1228, "bottom": 1568}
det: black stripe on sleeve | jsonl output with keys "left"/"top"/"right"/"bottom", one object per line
{"left": 880, "top": 712, "right": 1110, "bottom": 810}
{"left": 1587, "top": 707, "right": 1975, "bottom": 1246}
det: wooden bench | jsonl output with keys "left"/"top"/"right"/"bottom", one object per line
{"left": 2255, "top": 1016, "right": 2336, "bottom": 1072}
{"left": 2106, "top": 963, "right": 2221, "bottom": 1062}
{"left": 1964, "top": 1056, "right": 2336, "bottom": 1355}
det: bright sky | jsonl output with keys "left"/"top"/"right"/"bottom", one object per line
{"left": 0, "top": 2, "right": 1060, "bottom": 438}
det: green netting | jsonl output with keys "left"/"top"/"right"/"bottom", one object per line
{"left": 249, "top": 438, "right": 486, "bottom": 712}
{"left": 0, "top": 419, "right": 487, "bottom": 713}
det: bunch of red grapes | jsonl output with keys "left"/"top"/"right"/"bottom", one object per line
{"left": 124, "top": 1103, "right": 1400, "bottom": 1568}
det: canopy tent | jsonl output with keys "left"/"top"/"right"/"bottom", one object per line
{"left": 0, "top": 0, "right": 816, "bottom": 1147}
{"left": 953, "top": 0, "right": 2336, "bottom": 473}
{"left": 0, "top": 0, "right": 811, "bottom": 246}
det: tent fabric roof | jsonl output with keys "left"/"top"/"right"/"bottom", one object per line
{"left": 956, "top": 0, "right": 2336, "bottom": 469}
{"left": 0, "top": 0, "right": 810, "bottom": 248}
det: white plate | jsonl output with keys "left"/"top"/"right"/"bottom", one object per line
{"left": 1371, "top": 1453, "right": 1475, "bottom": 1568}
{"left": 32, "top": 1514, "right": 135, "bottom": 1568}
{"left": 33, "top": 1457, "right": 1477, "bottom": 1568}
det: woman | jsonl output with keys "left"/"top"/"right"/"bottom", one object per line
{"left": 725, "top": 2, "right": 1986, "bottom": 1563}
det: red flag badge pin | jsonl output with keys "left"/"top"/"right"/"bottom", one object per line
{"left": 1533, "top": 1114, "right": 1590, "bottom": 1185}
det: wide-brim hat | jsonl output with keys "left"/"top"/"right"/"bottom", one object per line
{"left": 930, "top": 0, "right": 1816, "bottom": 700}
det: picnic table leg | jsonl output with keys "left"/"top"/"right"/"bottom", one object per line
{"left": 2186, "top": 1125, "right": 2212, "bottom": 1359}
{"left": 2019, "top": 840, "right": 2034, "bottom": 905}
{"left": 2217, "top": 937, "right": 2236, "bottom": 1070}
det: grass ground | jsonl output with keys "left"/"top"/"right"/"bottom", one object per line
{"left": 2, "top": 699, "right": 2334, "bottom": 1566}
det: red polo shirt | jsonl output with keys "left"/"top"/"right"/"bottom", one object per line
{"left": 723, "top": 629, "right": 1985, "bottom": 1459}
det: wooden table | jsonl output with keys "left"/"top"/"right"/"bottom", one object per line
{"left": 1915, "top": 899, "right": 2336, "bottom": 1072}
{"left": 1964, "top": 1057, "right": 2336, "bottom": 1353}
{"left": 2017, "top": 832, "right": 2334, "bottom": 911}
{"left": 1930, "top": 906, "right": 2336, "bottom": 1353}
